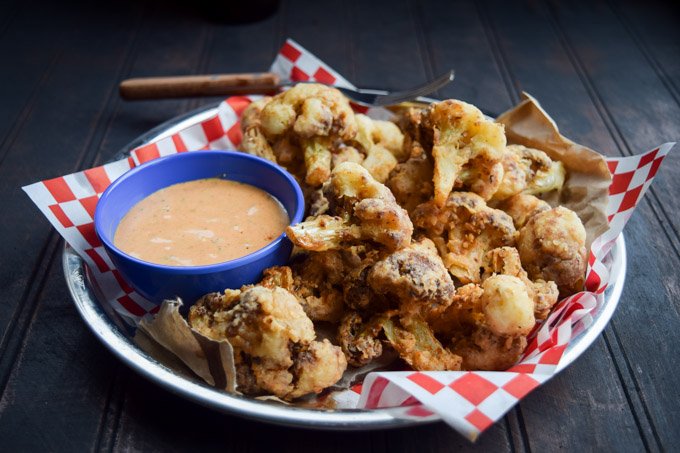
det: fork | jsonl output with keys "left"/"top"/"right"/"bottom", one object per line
{"left": 119, "top": 70, "right": 454, "bottom": 107}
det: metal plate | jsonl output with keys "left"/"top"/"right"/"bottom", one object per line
{"left": 63, "top": 102, "right": 627, "bottom": 430}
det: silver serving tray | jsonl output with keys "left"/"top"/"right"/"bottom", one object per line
{"left": 63, "top": 102, "right": 627, "bottom": 430}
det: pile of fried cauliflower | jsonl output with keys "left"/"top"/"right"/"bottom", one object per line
{"left": 187, "top": 84, "right": 588, "bottom": 401}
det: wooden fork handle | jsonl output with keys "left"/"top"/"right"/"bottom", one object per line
{"left": 119, "top": 72, "right": 281, "bottom": 100}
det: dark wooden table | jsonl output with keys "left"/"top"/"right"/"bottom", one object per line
{"left": 2, "top": 0, "right": 678, "bottom": 450}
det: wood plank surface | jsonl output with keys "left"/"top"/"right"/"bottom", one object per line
{"left": 0, "top": 0, "right": 678, "bottom": 451}
{"left": 478, "top": 1, "right": 680, "bottom": 450}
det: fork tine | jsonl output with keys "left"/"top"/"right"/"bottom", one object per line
{"left": 372, "top": 70, "right": 455, "bottom": 106}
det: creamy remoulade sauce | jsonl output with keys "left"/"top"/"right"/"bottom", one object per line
{"left": 113, "top": 178, "right": 289, "bottom": 266}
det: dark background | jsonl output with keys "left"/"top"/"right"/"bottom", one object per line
{"left": 1, "top": 0, "right": 679, "bottom": 450}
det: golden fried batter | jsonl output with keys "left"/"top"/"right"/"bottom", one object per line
{"left": 361, "top": 145, "right": 398, "bottom": 184}
{"left": 337, "top": 312, "right": 384, "bottom": 367}
{"left": 290, "top": 253, "right": 346, "bottom": 323}
{"left": 435, "top": 275, "right": 534, "bottom": 371}
{"left": 492, "top": 147, "right": 526, "bottom": 200}
{"left": 383, "top": 315, "right": 462, "bottom": 371}
{"left": 480, "top": 275, "right": 535, "bottom": 337}
{"left": 412, "top": 192, "right": 517, "bottom": 284}
{"left": 260, "top": 262, "right": 345, "bottom": 323}
{"left": 287, "top": 163, "right": 413, "bottom": 251}
{"left": 256, "top": 84, "right": 358, "bottom": 187}
{"left": 386, "top": 154, "right": 434, "bottom": 214}
{"left": 338, "top": 245, "right": 386, "bottom": 313}
{"left": 455, "top": 155, "right": 505, "bottom": 200}
{"left": 427, "top": 283, "right": 485, "bottom": 335}
{"left": 482, "top": 247, "right": 559, "bottom": 320}
{"left": 332, "top": 145, "right": 364, "bottom": 167}
{"left": 511, "top": 144, "right": 566, "bottom": 196}
{"left": 451, "top": 327, "right": 527, "bottom": 371}
{"left": 518, "top": 207, "right": 587, "bottom": 296}
{"left": 492, "top": 145, "right": 566, "bottom": 201}
{"left": 393, "top": 106, "right": 427, "bottom": 157}
{"left": 367, "top": 238, "right": 454, "bottom": 316}
{"left": 240, "top": 97, "right": 277, "bottom": 162}
{"left": 285, "top": 215, "right": 360, "bottom": 251}
{"left": 188, "top": 286, "right": 347, "bottom": 400}
{"left": 260, "top": 84, "right": 357, "bottom": 140}
{"left": 302, "top": 136, "right": 333, "bottom": 186}
{"left": 497, "top": 193, "right": 551, "bottom": 229}
{"left": 354, "top": 114, "right": 406, "bottom": 182}
{"left": 420, "top": 100, "right": 506, "bottom": 204}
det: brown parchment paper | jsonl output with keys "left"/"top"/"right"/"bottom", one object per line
{"left": 135, "top": 299, "right": 237, "bottom": 393}
{"left": 133, "top": 94, "right": 613, "bottom": 400}
{"left": 496, "top": 92, "right": 611, "bottom": 248}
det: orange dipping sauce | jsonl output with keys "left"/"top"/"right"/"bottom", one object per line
{"left": 113, "top": 178, "right": 289, "bottom": 266}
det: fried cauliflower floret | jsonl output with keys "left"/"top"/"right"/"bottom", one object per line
{"left": 286, "top": 215, "right": 359, "bottom": 251}
{"left": 332, "top": 145, "right": 364, "bottom": 167}
{"left": 382, "top": 315, "right": 462, "bottom": 371}
{"left": 272, "top": 135, "right": 304, "bottom": 173}
{"left": 497, "top": 193, "right": 551, "bottom": 229}
{"left": 370, "top": 117, "right": 407, "bottom": 160}
{"left": 188, "top": 286, "right": 346, "bottom": 400}
{"left": 482, "top": 247, "right": 559, "bottom": 320}
{"left": 302, "top": 137, "right": 333, "bottom": 186}
{"left": 451, "top": 327, "right": 528, "bottom": 371}
{"left": 353, "top": 114, "right": 406, "bottom": 182}
{"left": 427, "top": 283, "right": 485, "bottom": 334}
{"left": 257, "top": 83, "right": 358, "bottom": 186}
{"left": 291, "top": 340, "right": 347, "bottom": 398}
{"left": 337, "top": 312, "right": 384, "bottom": 367}
{"left": 289, "top": 253, "right": 346, "bottom": 323}
{"left": 260, "top": 83, "right": 357, "bottom": 140}
{"left": 287, "top": 163, "right": 413, "bottom": 251}
{"left": 258, "top": 265, "right": 296, "bottom": 289}
{"left": 518, "top": 207, "right": 587, "bottom": 296}
{"left": 240, "top": 97, "right": 277, "bottom": 162}
{"left": 189, "top": 290, "right": 243, "bottom": 335}
{"left": 385, "top": 154, "right": 434, "bottom": 214}
{"left": 361, "top": 145, "right": 398, "bottom": 184}
{"left": 455, "top": 154, "right": 505, "bottom": 200}
{"left": 393, "top": 106, "right": 428, "bottom": 159}
{"left": 492, "top": 145, "right": 566, "bottom": 201}
{"left": 259, "top": 263, "right": 345, "bottom": 323}
{"left": 420, "top": 100, "right": 506, "bottom": 204}
{"left": 367, "top": 238, "right": 454, "bottom": 316}
{"left": 433, "top": 275, "right": 534, "bottom": 371}
{"left": 412, "top": 192, "right": 517, "bottom": 284}
{"left": 492, "top": 147, "right": 527, "bottom": 200}
{"left": 481, "top": 275, "right": 535, "bottom": 337}
{"left": 512, "top": 144, "right": 566, "bottom": 196}
{"left": 337, "top": 245, "right": 386, "bottom": 313}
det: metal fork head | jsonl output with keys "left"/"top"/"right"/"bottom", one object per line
{"left": 333, "top": 70, "right": 455, "bottom": 107}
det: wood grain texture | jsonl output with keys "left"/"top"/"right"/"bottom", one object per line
{"left": 0, "top": 0, "right": 678, "bottom": 450}
{"left": 417, "top": 0, "right": 514, "bottom": 117}
{"left": 480, "top": 0, "right": 680, "bottom": 450}
{"left": 348, "top": 0, "right": 429, "bottom": 89}
{"left": 119, "top": 73, "right": 281, "bottom": 100}
{"left": 0, "top": 0, "right": 147, "bottom": 389}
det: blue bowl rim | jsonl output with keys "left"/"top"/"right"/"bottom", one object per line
{"left": 94, "top": 150, "right": 305, "bottom": 275}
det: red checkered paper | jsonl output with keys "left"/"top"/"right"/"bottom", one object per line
{"left": 22, "top": 39, "right": 675, "bottom": 439}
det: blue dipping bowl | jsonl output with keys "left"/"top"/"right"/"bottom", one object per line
{"left": 94, "top": 150, "right": 304, "bottom": 305}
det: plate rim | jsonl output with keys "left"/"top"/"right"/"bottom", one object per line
{"left": 63, "top": 101, "right": 627, "bottom": 430}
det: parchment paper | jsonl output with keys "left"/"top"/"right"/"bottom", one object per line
{"left": 497, "top": 93, "right": 611, "bottom": 248}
